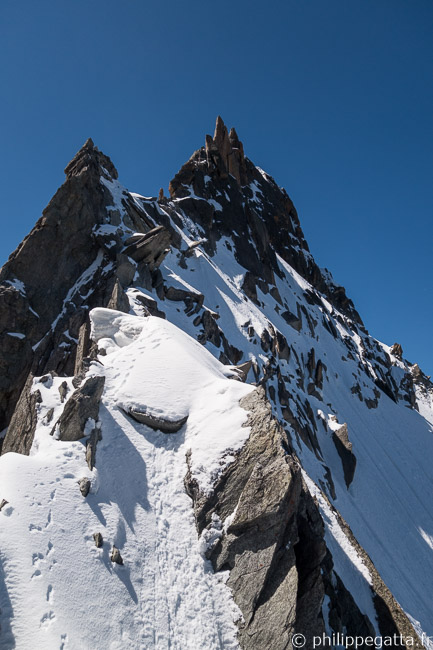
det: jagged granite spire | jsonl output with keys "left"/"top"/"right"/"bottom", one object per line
{"left": 168, "top": 116, "right": 361, "bottom": 325}
{"left": 203, "top": 116, "right": 248, "bottom": 185}
{"left": 0, "top": 141, "right": 125, "bottom": 430}
{"left": 64, "top": 137, "right": 118, "bottom": 180}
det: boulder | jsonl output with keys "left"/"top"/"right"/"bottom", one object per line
{"left": 390, "top": 343, "right": 403, "bottom": 359}
{"left": 165, "top": 286, "right": 204, "bottom": 307}
{"left": 86, "top": 426, "right": 102, "bottom": 470}
{"left": 124, "top": 407, "right": 188, "bottom": 434}
{"left": 58, "top": 381, "right": 69, "bottom": 403}
{"left": 52, "top": 376, "right": 105, "bottom": 441}
{"left": 78, "top": 477, "right": 91, "bottom": 497}
{"left": 332, "top": 423, "right": 357, "bottom": 488}
{"left": 74, "top": 319, "right": 93, "bottom": 375}
{"left": 228, "top": 360, "right": 252, "bottom": 383}
{"left": 93, "top": 532, "right": 103, "bottom": 548}
{"left": 123, "top": 226, "right": 171, "bottom": 270}
{"left": 132, "top": 292, "right": 166, "bottom": 319}
{"left": 110, "top": 546, "right": 123, "bottom": 565}
{"left": 281, "top": 309, "right": 302, "bottom": 331}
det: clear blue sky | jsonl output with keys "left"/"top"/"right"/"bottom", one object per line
{"left": 1, "top": 0, "right": 432, "bottom": 375}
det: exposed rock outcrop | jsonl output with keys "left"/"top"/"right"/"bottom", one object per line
{"left": 93, "top": 532, "right": 103, "bottom": 548}
{"left": 2, "top": 374, "right": 41, "bottom": 455}
{"left": 124, "top": 407, "right": 188, "bottom": 434}
{"left": 168, "top": 116, "right": 362, "bottom": 327}
{"left": 78, "top": 477, "right": 91, "bottom": 497}
{"left": 111, "top": 546, "right": 124, "bottom": 565}
{"left": 52, "top": 375, "right": 105, "bottom": 441}
{"left": 123, "top": 226, "right": 171, "bottom": 269}
{"left": 390, "top": 343, "right": 403, "bottom": 359}
{"left": 185, "top": 388, "right": 409, "bottom": 648}
{"left": 332, "top": 423, "right": 357, "bottom": 488}
{"left": 106, "top": 278, "right": 130, "bottom": 313}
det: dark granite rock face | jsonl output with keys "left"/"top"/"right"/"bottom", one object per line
{"left": 185, "top": 388, "right": 325, "bottom": 647}
{"left": 0, "top": 138, "right": 160, "bottom": 432}
{"left": 185, "top": 388, "right": 416, "bottom": 648}
{"left": 0, "top": 141, "right": 117, "bottom": 430}
{"left": 1, "top": 374, "right": 41, "bottom": 455}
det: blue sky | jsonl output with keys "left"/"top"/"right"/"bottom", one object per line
{"left": 1, "top": 0, "right": 432, "bottom": 374}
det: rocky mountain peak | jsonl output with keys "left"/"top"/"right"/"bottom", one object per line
{"left": 167, "top": 117, "right": 362, "bottom": 325}
{"left": 0, "top": 128, "right": 432, "bottom": 648}
{"left": 64, "top": 137, "right": 118, "bottom": 181}
{"left": 205, "top": 116, "right": 247, "bottom": 185}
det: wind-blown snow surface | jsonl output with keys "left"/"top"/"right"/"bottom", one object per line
{"left": 0, "top": 311, "right": 253, "bottom": 649}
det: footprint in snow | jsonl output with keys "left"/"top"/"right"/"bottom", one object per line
{"left": 40, "top": 610, "right": 55, "bottom": 627}
{"left": 32, "top": 552, "right": 44, "bottom": 565}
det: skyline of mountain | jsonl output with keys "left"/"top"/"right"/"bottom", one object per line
{"left": 0, "top": 119, "right": 432, "bottom": 648}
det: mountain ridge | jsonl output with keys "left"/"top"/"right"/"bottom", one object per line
{"left": 0, "top": 118, "right": 432, "bottom": 649}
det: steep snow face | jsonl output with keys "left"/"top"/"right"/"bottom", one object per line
{"left": 0, "top": 311, "right": 253, "bottom": 650}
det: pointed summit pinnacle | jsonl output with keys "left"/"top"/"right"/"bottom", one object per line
{"left": 83, "top": 137, "right": 95, "bottom": 150}
{"left": 213, "top": 116, "right": 229, "bottom": 147}
{"left": 64, "top": 138, "right": 118, "bottom": 181}
{"left": 205, "top": 116, "right": 247, "bottom": 185}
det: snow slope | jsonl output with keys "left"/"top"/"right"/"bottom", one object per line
{"left": 0, "top": 311, "right": 253, "bottom": 649}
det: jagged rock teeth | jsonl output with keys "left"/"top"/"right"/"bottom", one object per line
{"left": 390, "top": 342, "right": 403, "bottom": 358}
{"left": 64, "top": 138, "right": 118, "bottom": 180}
